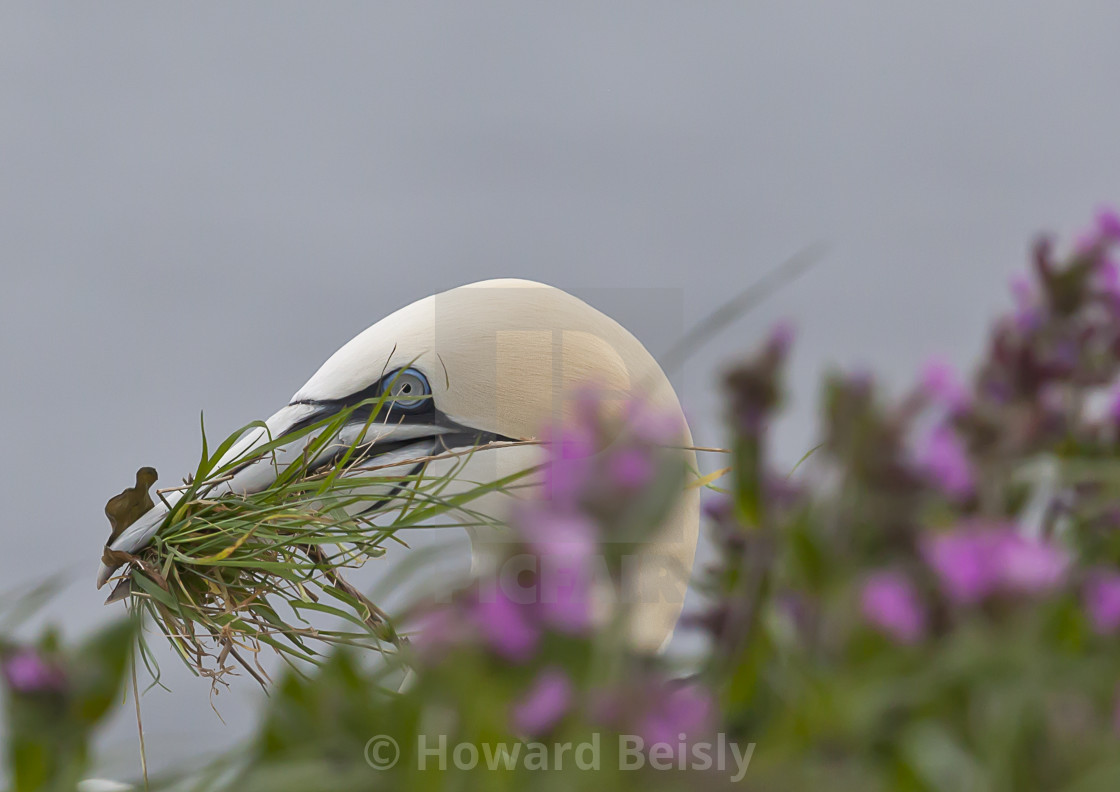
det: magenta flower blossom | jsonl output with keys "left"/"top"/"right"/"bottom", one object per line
{"left": 515, "top": 508, "right": 597, "bottom": 633}
{"left": 1098, "top": 206, "right": 1120, "bottom": 241}
{"left": 539, "top": 582, "right": 592, "bottom": 633}
{"left": 535, "top": 552, "right": 594, "bottom": 633}
{"left": 621, "top": 398, "right": 685, "bottom": 447}
{"left": 1075, "top": 230, "right": 1101, "bottom": 256}
{"left": 1096, "top": 260, "right": 1120, "bottom": 299}
{"left": 995, "top": 532, "right": 1070, "bottom": 592}
{"left": 921, "top": 356, "right": 970, "bottom": 414}
{"left": 1107, "top": 388, "right": 1120, "bottom": 424}
{"left": 640, "top": 683, "right": 714, "bottom": 747}
{"left": 609, "top": 447, "right": 655, "bottom": 490}
{"left": 519, "top": 509, "right": 598, "bottom": 560}
{"left": 1010, "top": 274, "right": 1044, "bottom": 332}
{"left": 510, "top": 667, "right": 572, "bottom": 735}
{"left": 922, "top": 523, "right": 1068, "bottom": 604}
{"left": 1084, "top": 571, "right": 1120, "bottom": 634}
{"left": 472, "top": 584, "right": 540, "bottom": 662}
{"left": 1074, "top": 208, "right": 1120, "bottom": 255}
{"left": 425, "top": 395, "right": 690, "bottom": 663}
{"left": 860, "top": 571, "right": 926, "bottom": 644}
{"left": 1, "top": 649, "right": 66, "bottom": 694}
{"left": 541, "top": 423, "right": 597, "bottom": 508}
{"left": 922, "top": 530, "right": 998, "bottom": 603}
{"left": 918, "top": 423, "right": 974, "bottom": 498}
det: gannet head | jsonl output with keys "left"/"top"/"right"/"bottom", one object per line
{"left": 97, "top": 278, "right": 698, "bottom": 650}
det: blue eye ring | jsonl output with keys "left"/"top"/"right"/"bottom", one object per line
{"left": 381, "top": 367, "right": 431, "bottom": 411}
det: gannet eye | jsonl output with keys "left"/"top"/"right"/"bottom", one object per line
{"left": 381, "top": 367, "right": 431, "bottom": 412}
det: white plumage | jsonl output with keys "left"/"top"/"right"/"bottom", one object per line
{"left": 98, "top": 278, "right": 699, "bottom": 651}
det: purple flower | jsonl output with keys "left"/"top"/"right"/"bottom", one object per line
{"left": 922, "top": 523, "right": 1068, "bottom": 604}
{"left": 510, "top": 667, "right": 572, "bottom": 735}
{"left": 918, "top": 423, "right": 974, "bottom": 498}
{"left": 1039, "top": 383, "right": 1068, "bottom": 416}
{"left": 1075, "top": 229, "right": 1101, "bottom": 255}
{"left": 472, "top": 584, "right": 540, "bottom": 662}
{"left": 1096, "top": 260, "right": 1120, "bottom": 298}
{"left": 1074, "top": 209, "right": 1120, "bottom": 256}
{"left": 922, "top": 529, "right": 1001, "bottom": 604}
{"left": 536, "top": 560, "right": 593, "bottom": 634}
{"left": 623, "top": 400, "right": 683, "bottom": 445}
{"left": 640, "top": 683, "right": 714, "bottom": 747}
{"left": 1106, "top": 388, "right": 1120, "bottom": 424}
{"left": 1084, "top": 571, "right": 1120, "bottom": 634}
{"left": 517, "top": 509, "right": 597, "bottom": 632}
{"left": 522, "top": 513, "right": 597, "bottom": 634}
{"left": 1010, "top": 274, "right": 1044, "bottom": 332}
{"left": 860, "top": 571, "right": 926, "bottom": 644}
{"left": 519, "top": 509, "right": 598, "bottom": 561}
{"left": 994, "top": 532, "right": 1069, "bottom": 593}
{"left": 1098, "top": 207, "right": 1120, "bottom": 241}
{"left": 1, "top": 649, "right": 66, "bottom": 694}
{"left": 541, "top": 424, "right": 597, "bottom": 508}
{"left": 921, "top": 356, "right": 970, "bottom": 414}
{"left": 609, "top": 447, "right": 655, "bottom": 490}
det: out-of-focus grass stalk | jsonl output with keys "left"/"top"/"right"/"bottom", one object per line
{"left": 115, "top": 394, "right": 537, "bottom": 689}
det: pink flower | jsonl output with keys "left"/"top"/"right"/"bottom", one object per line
{"left": 541, "top": 424, "right": 597, "bottom": 508}
{"left": 860, "top": 571, "right": 926, "bottom": 644}
{"left": 619, "top": 400, "right": 686, "bottom": 450}
{"left": 1107, "top": 388, "right": 1120, "bottom": 424}
{"left": 1010, "top": 274, "right": 1043, "bottom": 332}
{"left": 1075, "top": 229, "right": 1101, "bottom": 255}
{"left": 995, "top": 532, "right": 1069, "bottom": 593}
{"left": 609, "top": 447, "right": 655, "bottom": 490}
{"left": 510, "top": 667, "right": 572, "bottom": 735}
{"left": 519, "top": 509, "right": 598, "bottom": 561}
{"left": 1, "top": 649, "right": 66, "bottom": 694}
{"left": 1074, "top": 208, "right": 1120, "bottom": 256}
{"left": 1084, "top": 571, "right": 1120, "bottom": 634}
{"left": 640, "top": 683, "right": 714, "bottom": 747}
{"left": 1096, "top": 260, "right": 1120, "bottom": 298}
{"left": 922, "top": 523, "right": 1068, "bottom": 604}
{"left": 472, "top": 584, "right": 540, "bottom": 662}
{"left": 921, "top": 356, "right": 970, "bottom": 414}
{"left": 515, "top": 509, "right": 597, "bottom": 633}
{"left": 1098, "top": 206, "right": 1120, "bottom": 241}
{"left": 534, "top": 550, "right": 595, "bottom": 633}
{"left": 922, "top": 530, "right": 998, "bottom": 604}
{"left": 918, "top": 423, "right": 974, "bottom": 498}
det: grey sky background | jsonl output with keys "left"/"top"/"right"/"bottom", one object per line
{"left": 3, "top": 1, "right": 1120, "bottom": 778}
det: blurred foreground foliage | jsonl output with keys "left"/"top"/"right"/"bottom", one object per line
{"left": 5, "top": 210, "right": 1120, "bottom": 790}
{"left": 0, "top": 617, "right": 135, "bottom": 792}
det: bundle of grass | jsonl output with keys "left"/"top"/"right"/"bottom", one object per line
{"left": 102, "top": 392, "right": 534, "bottom": 689}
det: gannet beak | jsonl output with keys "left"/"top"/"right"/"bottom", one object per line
{"left": 96, "top": 400, "right": 502, "bottom": 589}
